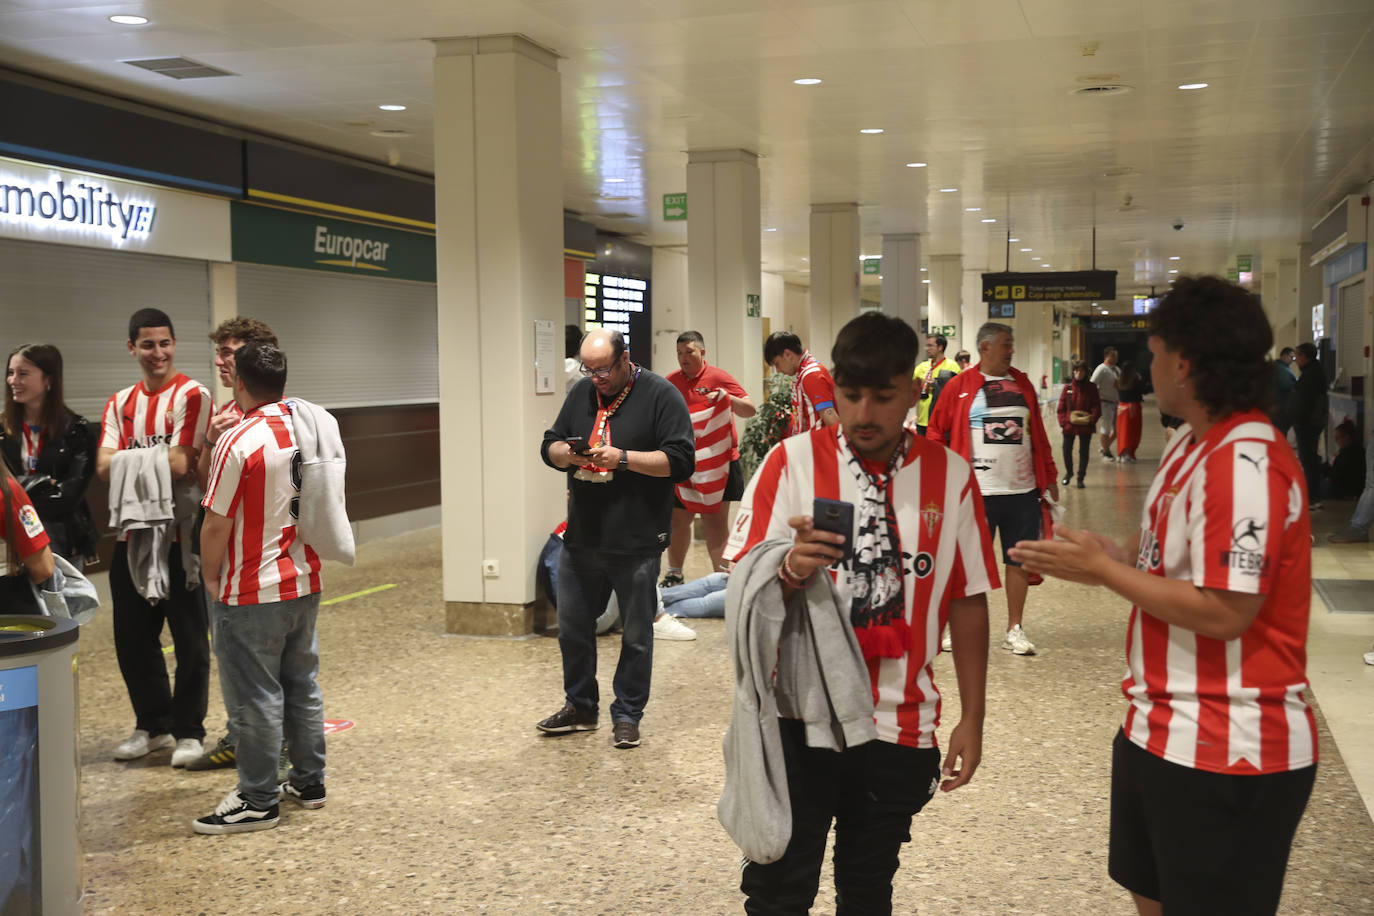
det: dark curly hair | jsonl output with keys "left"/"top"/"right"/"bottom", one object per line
{"left": 1149, "top": 275, "right": 1273, "bottom": 418}
{"left": 832, "top": 312, "right": 918, "bottom": 388}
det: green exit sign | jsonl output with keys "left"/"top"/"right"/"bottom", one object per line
{"left": 1237, "top": 255, "right": 1252, "bottom": 271}
{"left": 862, "top": 258, "right": 881, "bottom": 275}
{"left": 663, "top": 193, "right": 687, "bottom": 221}
{"left": 746, "top": 294, "right": 761, "bottom": 317}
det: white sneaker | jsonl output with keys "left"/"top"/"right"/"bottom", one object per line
{"left": 113, "top": 729, "right": 175, "bottom": 760}
{"left": 941, "top": 632, "right": 952, "bottom": 652}
{"left": 1002, "top": 625, "right": 1037, "bottom": 656}
{"left": 1364, "top": 648, "right": 1374, "bottom": 666}
{"left": 653, "top": 614, "right": 696, "bottom": 641}
{"left": 171, "top": 737, "right": 204, "bottom": 768}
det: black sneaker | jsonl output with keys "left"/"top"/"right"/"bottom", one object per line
{"left": 184, "top": 734, "right": 236, "bottom": 771}
{"left": 279, "top": 781, "right": 326, "bottom": 809}
{"left": 536, "top": 702, "right": 598, "bottom": 734}
{"left": 1076, "top": 479, "right": 1086, "bottom": 489}
{"left": 1060, "top": 475, "right": 1071, "bottom": 486}
{"left": 659, "top": 572, "right": 685, "bottom": 588}
{"left": 612, "top": 721, "right": 641, "bottom": 749}
{"left": 192, "top": 789, "right": 279, "bottom": 835}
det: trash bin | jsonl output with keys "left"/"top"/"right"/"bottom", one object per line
{"left": 0, "top": 615, "right": 81, "bottom": 916}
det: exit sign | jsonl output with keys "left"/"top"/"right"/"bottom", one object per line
{"left": 663, "top": 193, "right": 687, "bottom": 221}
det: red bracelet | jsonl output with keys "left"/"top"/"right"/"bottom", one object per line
{"left": 778, "top": 548, "right": 816, "bottom": 588}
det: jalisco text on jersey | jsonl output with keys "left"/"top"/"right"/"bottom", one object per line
{"left": 0, "top": 178, "right": 156, "bottom": 239}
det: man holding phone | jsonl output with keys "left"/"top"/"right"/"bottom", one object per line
{"left": 538, "top": 329, "right": 695, "bottom": 750}
{"left": 725, "top": 312, "right": 999, "bottom": 913}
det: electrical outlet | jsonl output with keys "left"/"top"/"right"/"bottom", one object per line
{"left": 482, "top": 559, "right": 500, "bottom": 578}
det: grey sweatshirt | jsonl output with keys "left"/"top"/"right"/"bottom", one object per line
{"left": 285, "top": 397, "right": 354, "bottom": 566}
{"left": 108, "top": 445, "right": 201, "bottom": 602}
{"left": 717, "top": 538, "right": 877, "bottom": 864}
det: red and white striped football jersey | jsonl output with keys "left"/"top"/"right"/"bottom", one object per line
{"left": 202, "top": 401, "right": 322, "bottom": 606}
{"left": 667, "top": 365, "right": 748, "bottom": 515}
{"left": 99, "top": 373, "right": 210, "bottom": 453}
{"left": 726, "top": 426, "right": 1000, "bottom": 749}
{"left": 789, "top": 352, "right": 836, "bottom": 437}
{"left": 1122, "top": 409, "right": 1317, "bottom": 775}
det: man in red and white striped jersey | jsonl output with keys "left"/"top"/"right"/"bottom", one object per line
{"left": 194, "top": 341, "right": 327, "bottom": 835}
{"left": 662, "top": 331, "right": 755, "bottom": 583}
{"left": 764, "top": 330, "right": 839, "bottom": 437}
{"left": 725, "top": 312, "right": 998, "bottom": 913}
{"left": 1011, "top": 276, "right": 1317, "bottom": 916}
{"left": 95, "top": 308, "right": 213, "bottom": 767}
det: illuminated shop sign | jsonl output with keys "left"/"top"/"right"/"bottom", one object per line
{"left": 0, "top": 172, "right": 155, "bottom": 242}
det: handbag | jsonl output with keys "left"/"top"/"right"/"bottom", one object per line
{"left": 1069, "top": 410, "right": 1092, "bottom": 426}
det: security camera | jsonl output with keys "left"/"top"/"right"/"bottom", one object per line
{"left": 1172, "top": 220, "right": 1184, "bottom": 231}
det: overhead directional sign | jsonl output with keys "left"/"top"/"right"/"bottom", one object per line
{"left": 981, "top": 270, "right": 1116, "bottom": 303}
{"left": 663, "top": 193, "right": 687, "bottom": 221}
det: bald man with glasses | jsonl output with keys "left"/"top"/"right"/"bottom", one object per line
{"left": 538, "top": 329, "right": 695, "bottom": 750}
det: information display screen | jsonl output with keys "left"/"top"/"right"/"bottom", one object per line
{"left": 585, "top": 272, "right": 651, "bottom": 354}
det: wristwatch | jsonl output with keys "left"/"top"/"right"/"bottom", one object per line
{"left": 618, "top": 449, "right": 628, "bottom": 469}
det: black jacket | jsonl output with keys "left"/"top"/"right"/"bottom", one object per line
{"left": 1291, "top": 361, "right": 1328, "bottom": 432}
{"left": 0, "top": 410, "right": 100, "bottom": 560}
{"left": 542, "top": 368, "right": 695, "bottom": 555}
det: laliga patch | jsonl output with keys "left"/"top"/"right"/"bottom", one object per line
{"left": 18, "top": 505, "right": 43, "bottom": 539}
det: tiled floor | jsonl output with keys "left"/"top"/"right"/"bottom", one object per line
{"left": 71, "top": 407, "right": 1374, "bottom": 915}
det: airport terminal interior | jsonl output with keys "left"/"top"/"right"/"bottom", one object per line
{"left": 1, "top": 0, "right": 1374, "bottom": 913}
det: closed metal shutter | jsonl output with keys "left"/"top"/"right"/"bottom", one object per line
{"left": 234, "top": 265, "right": 438, "bottom": 409}
{"left": 1337, "top": 279, "right": 1365, "bottom": 384}
{"left": 0, "top": 237, "right": 211, "bottom": 420}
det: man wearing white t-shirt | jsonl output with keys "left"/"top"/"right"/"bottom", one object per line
{"left": 1090, "top": 348, "right": 1121, "bottom": 460}
{"left": 194, "top": 342, "right": 327, "bottom": 834}
{"left": 928, "top": 322, "right": 1059, "bottom": 656}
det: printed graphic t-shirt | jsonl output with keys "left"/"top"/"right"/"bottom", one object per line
{"left": 968, "top": 373, "right": 1036, "bottom": 496}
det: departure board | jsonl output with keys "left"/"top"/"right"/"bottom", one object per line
{"left": 584, "top": 272, "right": 651, "bottom": 353}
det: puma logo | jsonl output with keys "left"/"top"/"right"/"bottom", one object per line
{"left": 1238, "top": 453, "right": 1265, "bottom": 472}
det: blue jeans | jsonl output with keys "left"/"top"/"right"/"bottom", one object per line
{"left": 1348, "top": 436, "right": 1374, "bottom": 532}
{"left": 557, "top": 548, "right": 659, "bottom": 724}
{"left": 212, "top": 593, "right": 326, "bottom": 808}
{"left": 661, "top": 572, "right": 729, "bottom": 618}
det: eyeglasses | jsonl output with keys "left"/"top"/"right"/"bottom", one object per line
{"left": 580, "top": 363, "right": 617, "bottom": 379}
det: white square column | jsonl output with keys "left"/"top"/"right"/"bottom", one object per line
{"left": 809, "top": 202, "right": 860, "bottom": 365}
{"left": 927, "top": 254, "right": 964, "bottom": 348}
{"left": 433, "top": 35, "right": 564, "bottom": 634}
{"left": 880, "top": 232, "right": 922, "bottom": 330}
{"left": 686, "top": 149, "right": 763, "bottom": 396}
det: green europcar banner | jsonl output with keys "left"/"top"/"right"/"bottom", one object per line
{"left": 230, "top": 201, "right": 436, "bottom": 282}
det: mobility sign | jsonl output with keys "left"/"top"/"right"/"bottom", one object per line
{"left": 663, "top": 193, "right": 687, "bottom": 221}
{"left": 231, "top": 201, "right": 436, "bottom": 282}
{"left": 981, "top": 270, "right": 1117, "bottom": 303}
{"left": 0, "top": 156, "right": 230, "bottom": 260}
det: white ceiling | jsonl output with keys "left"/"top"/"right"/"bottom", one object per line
{"left": 3, "top": 0, "right": 1374, "bottom": 301}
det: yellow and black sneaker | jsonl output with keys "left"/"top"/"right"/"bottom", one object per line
{"left": 184, "top": 734, "right": 235, "bottom": 771}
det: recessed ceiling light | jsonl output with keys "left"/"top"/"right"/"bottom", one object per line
{"left": 1168, "top": 255, "right": 1180, "bottom": 260}
{"left": 109, "top": 14, "right": 148, "bottom": 24}
{"left": 1031, "top": 256, "right": 1041, "bottom": 261}
{"left": 1042, "top": 264, "right": 1052, "bottom": 268}
{"left": 860, "top": 128, "right": 884, "bottom": 134}
{"left": 965, "top": 207, "right": 981, "bottom": 212}
{"left": 1020, "top": 247, "right": 1032, "bottom": 252}
{"left": 794, "top": 78, "right": 822, "bottom": 85}
{"left": 764, "top": 227, "right": 777, "bottom": 232}
{"left": 1178, "top": 82, "right": 1208, "bottom": 90}
{"left": 940, "top": 187, "right": 958, "bottom": 193}
{"left": 606, "top": 177, "right": 626, "bottom": 183}
{"left": 922, "top": 279, "right": 930, "bottom": 284}
{"left": 906, "top": 162, "right": 927, "bottom": 168}
{"left": 920, "top": 267, "right": 927, "bottom": 271}
{"left": 1009, "top": 238, "right": 1020, "bottom": 242}
{"left": 981, "top": 218, "right": 996, "bottom": 223}
{"left": 1168, "top": 269, "right": 1179, "bottom": 274}
{"left": 378, "top": 104, "right": 407, "bottom": 112}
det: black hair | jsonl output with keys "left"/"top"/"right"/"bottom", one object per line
{"left": 1279, "top": 346, "right": 1296, "bottom": 358}
{"left": 764, "top": 331, "right": 803, "bottom": 363}
{"left": 1295, "top": 342, "right": 1318, "bottom": 361}
{"left": 1149, "top": 275, "right": 1273, "bottom": 418}
{"left": 831, "top": 312, "right": 918, "bottom": 388}
{"left": 233, "top": 341, "right": 288, "bottom": 402}
{"left": 128, "top": 308, "right": 174, "bottom": 342}
{"left": 927, "top": 333, "right": 947, "bottom": 352}
{"left": 565, "top": 325, "right": 582, "bottom": 360}
{"left": 676, "top": 330, "right": 705, "bottom": 347}
{"left": 1071, "top": 360, "right": 1088, "bottom": 375}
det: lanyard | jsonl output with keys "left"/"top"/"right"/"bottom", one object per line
{"left": 21, "top": 424, "right": 42, "bottom": 472}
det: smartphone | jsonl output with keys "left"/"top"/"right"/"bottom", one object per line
{"left": 565, "top": 437, "right": 591, "bottom": 456}
{"left": 812, "top": 497, "right": 854, "bottom": 564}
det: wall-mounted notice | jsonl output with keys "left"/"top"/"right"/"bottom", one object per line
{"left": 534, "top": 319, "right": 556, "bottom": 395}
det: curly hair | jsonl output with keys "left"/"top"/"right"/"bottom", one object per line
{"left": 1149, "top": 275, "right": 1273, "bottom": 418}
{"left": 209, "top": 316, "right": 278, "bottom": 347}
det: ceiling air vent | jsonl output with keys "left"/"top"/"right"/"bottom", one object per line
{"left": 125, "top": 57, "right": 236, "bottom": 80}
{"left": 598, "top": 212, "right": 637, "bottom": 220}
{"left": 1072, "top": 84, "right": 1132, "bottom": 97}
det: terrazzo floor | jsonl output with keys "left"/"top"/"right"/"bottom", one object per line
{"left": 73, "top": 409, "right": 1374, "bottom": 915}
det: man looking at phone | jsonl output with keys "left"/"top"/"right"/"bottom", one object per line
{"left": 538, "top": 329, "right": 695, "bottom": 749}
{"left": 927, "top": 321, "right": 1059, "bottom": 656}
{"left": 724, "top": 312, "right": 998, "bottom": 913}
{"left": 662, "top": 331, "right": 756, "bottom": 586}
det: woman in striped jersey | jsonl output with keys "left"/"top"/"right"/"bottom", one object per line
{"left": 1010, "top": 275, "right": 1315, "bottom": 916}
